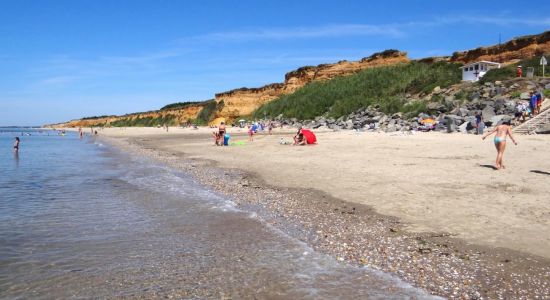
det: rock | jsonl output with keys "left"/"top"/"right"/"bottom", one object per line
{"left": 458, "top": 122, "right": 469, "bottom": 133}
{"left": 370, "top": 115, "right": 382, "bottom": 122}
{"left": 427, "top": 102, "right": 444, "bottom": 111}
{"left": 312, "top": 123, "right": 324, "bottom": 129}
{"left": 545, "top": 83, "right": 550, "bottom": 90}
{"left": 458, "top": 108, "right": 469, "bottom": 117}
{"left": 535, "top": 124, "right": 550, "bottom": 134}
{"left": 481, "top": 106, "right": 495, "bottom": 121}
{"left": 385, "top": 124, "right": 397, "bottom": 132}
{"left": 495, "top": 80, "right": 502, "bottom": 85}
{"left": 520, "top": 92, "right": 531, "bottom": 100}
{"left": 468, "top": 92, "right": 480, "bottom": 101}
{"left": 433, "top": 86, "right": 441, "bottom": 93}
{"left": 379, "top": 115, "right": 388, "bottom": 124}
{"left": 345, "top": 119, "right": 353, "bottom": 129}
{"left": 391, "top": 112, "right": 403, "bottom": 119}
{"left": 488, "top": 115, "right": 508, "bottom": 126}
{"left": 444, "top": 95, "right": 455, "bottom": 103}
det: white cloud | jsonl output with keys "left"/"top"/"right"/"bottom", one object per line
{"left": 196, "top": 23, "right": 404, "bottom": 41}
{"left": 431, "top": 15, "right": 550, "bottom": 27}
{"left": 37, "top": 76, "right": 77, "bottom": 87}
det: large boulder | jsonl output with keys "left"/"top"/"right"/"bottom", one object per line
{"left": 535, "top": 124, "right": 550, "bottom": 134}
{"left": 520, "top": 92, "right": 531, "bottom": 100}
{"left": 488, "top": 115, "right": 509, "bottom": 126}
{"left": 458, "top": 107, "right": 470, "bottom": 117}
{"left": 458, "top": 122, "right": 469, "bottom": 133}
{"left": 482, "top": 106, "right": 496, "bottom": 121}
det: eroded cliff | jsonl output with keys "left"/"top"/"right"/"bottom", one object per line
{"left": 451, "top": 31, "right": 550, "bottom": 64}
{"left": 51, "top": 103, "right": 205, "bottom": 128}
{"left": 214, "top": 50, "right": 409, "bottom": 121}
{"left": 51, "top": 30, "right": 550, "bottom": 127}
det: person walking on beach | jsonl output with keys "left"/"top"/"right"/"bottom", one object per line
{"left": 530, "top": 92, "right": 538, "bottom": 116}
{"left": 475, "top": 112, "right": 484, "bottom": 135}
{"left": 536, "top": 91, "right": 543, "bottom": 115}
{"left": 13, "top": 137, "right": 20, "bottom": 152}
{"left": 482, "top": 121, "right": 517, "bottom": 170}
{"left": 267, "top": 121, "right": 273, "bottom": 135}
{"left": 248, "top": 125, "right": 254, "bottom": 141}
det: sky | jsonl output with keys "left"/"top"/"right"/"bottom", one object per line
{"left": 1, "top": 0, "right": 549, "bottom": 126}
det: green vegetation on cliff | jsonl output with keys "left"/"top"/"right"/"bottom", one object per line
{"left": 254, "top": 61, "right": 462, "bottom": 120}
{"left": 110, "top": 114, "right": 177, "bottom": 127}
{"left": 480, "top": 54, "right": 550, "bottom": 84}
{"left": 188, "top": 100, "right": 221, "bottom": 125}
{"left": 160, "top": 101, "right": 199, "bottom": 110}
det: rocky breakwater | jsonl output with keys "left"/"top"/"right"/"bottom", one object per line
{"left": 213, "top": 50, "right": 409, "bottom": 123}
{"left": 280, "top": 78, "right": 550, "bottom": 134}
{"left": 451, "top": 30, "right": 550, "bottom": 64}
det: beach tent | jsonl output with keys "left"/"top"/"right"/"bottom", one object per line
{"left": 301, "top": 129, "right": 317, "bottom": 144}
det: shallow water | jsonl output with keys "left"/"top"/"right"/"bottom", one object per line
{"left": 0, "top": 128, "right": 437, "bottom": 299}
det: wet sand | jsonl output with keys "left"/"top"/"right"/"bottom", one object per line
{"left": 95, "top": 126, "right": 550, "bottom": 298}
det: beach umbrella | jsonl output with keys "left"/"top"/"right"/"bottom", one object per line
{"left": 300, "top": 129, "right": 317, "bottom": 144}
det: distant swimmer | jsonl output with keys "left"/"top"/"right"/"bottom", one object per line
{"left": 13, "top": 137, "right": 20, "bottom": 152}
{"left": 482, "top": 121, "right": 517, "bottom": 170}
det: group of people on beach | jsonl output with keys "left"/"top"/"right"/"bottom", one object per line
{"left": 514, "top": 91, "right": 544, "bottom": 121}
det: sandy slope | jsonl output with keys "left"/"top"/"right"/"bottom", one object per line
{"left": 98, "top": 126, "right": 550, "bottom": 259}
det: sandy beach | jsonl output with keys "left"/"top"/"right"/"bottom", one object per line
{"left": 99, "top": 126, "right": 550, "bottom": 258}
{"left": 93, "top": 126, "right": 550, "bottom": 298}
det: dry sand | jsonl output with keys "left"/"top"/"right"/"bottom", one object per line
{"left": 97, "top": 126, "right": 550, "bottom": 260}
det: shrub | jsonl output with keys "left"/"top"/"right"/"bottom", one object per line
{"left": 253, "top": 61, "right": 462, "bottom": 120}
{"left": 480, "top": 53, "right": 550, "bottom": 84}
{"left": 510, "top": 91, "right": 521, "bottom": 98}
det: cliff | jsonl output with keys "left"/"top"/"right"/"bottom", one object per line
{"left": 213, "top": 50, "right": 409, "bottom": 121}
{"left": 50, "top": 102, "right": 206, "bottom": 128}
{"left": 451, "top": 30, "right": 550, "bottom": 63}
{"left": 51, "top": 30, "right": 550, "bottom": 127}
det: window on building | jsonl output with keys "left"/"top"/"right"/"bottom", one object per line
{"left": 474, "top": 64, "right": 479, "bottom": 70}
{"left": 469, "top": 66, "right": 473, "bottom": 71}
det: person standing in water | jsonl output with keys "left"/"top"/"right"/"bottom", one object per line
{"left": 13, "top": 137, "right": 20, "bottom": 152}
{"left": 482, "top": 121, "right": 517, "bottom": 170}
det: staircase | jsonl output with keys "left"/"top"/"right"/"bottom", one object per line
{"left": 513, "top": 99, "right": 550, "bottom": 134}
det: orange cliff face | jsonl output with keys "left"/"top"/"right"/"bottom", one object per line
{"left": 213, "top": 50, "right": 409, "bottom": 122}
{"left": 50, "top": 104, "right": 204, "bottom": 128}
{"left": 451, "top": 31, "right": 550, "bottom": 64}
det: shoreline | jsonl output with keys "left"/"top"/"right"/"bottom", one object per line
{"left": 96, "top": 128, "right": 550, "bottom": 299}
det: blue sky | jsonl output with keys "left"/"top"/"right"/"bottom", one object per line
{"left": 1, "top": 0, "right": 549, "bottom": 126}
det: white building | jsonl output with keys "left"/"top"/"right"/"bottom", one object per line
{"left": 460, "top": 61, "right": 501, "bottom": 81}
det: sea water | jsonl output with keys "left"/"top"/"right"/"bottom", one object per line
{"left": 0, "top": 128, "right": 437, "bottom": 299}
